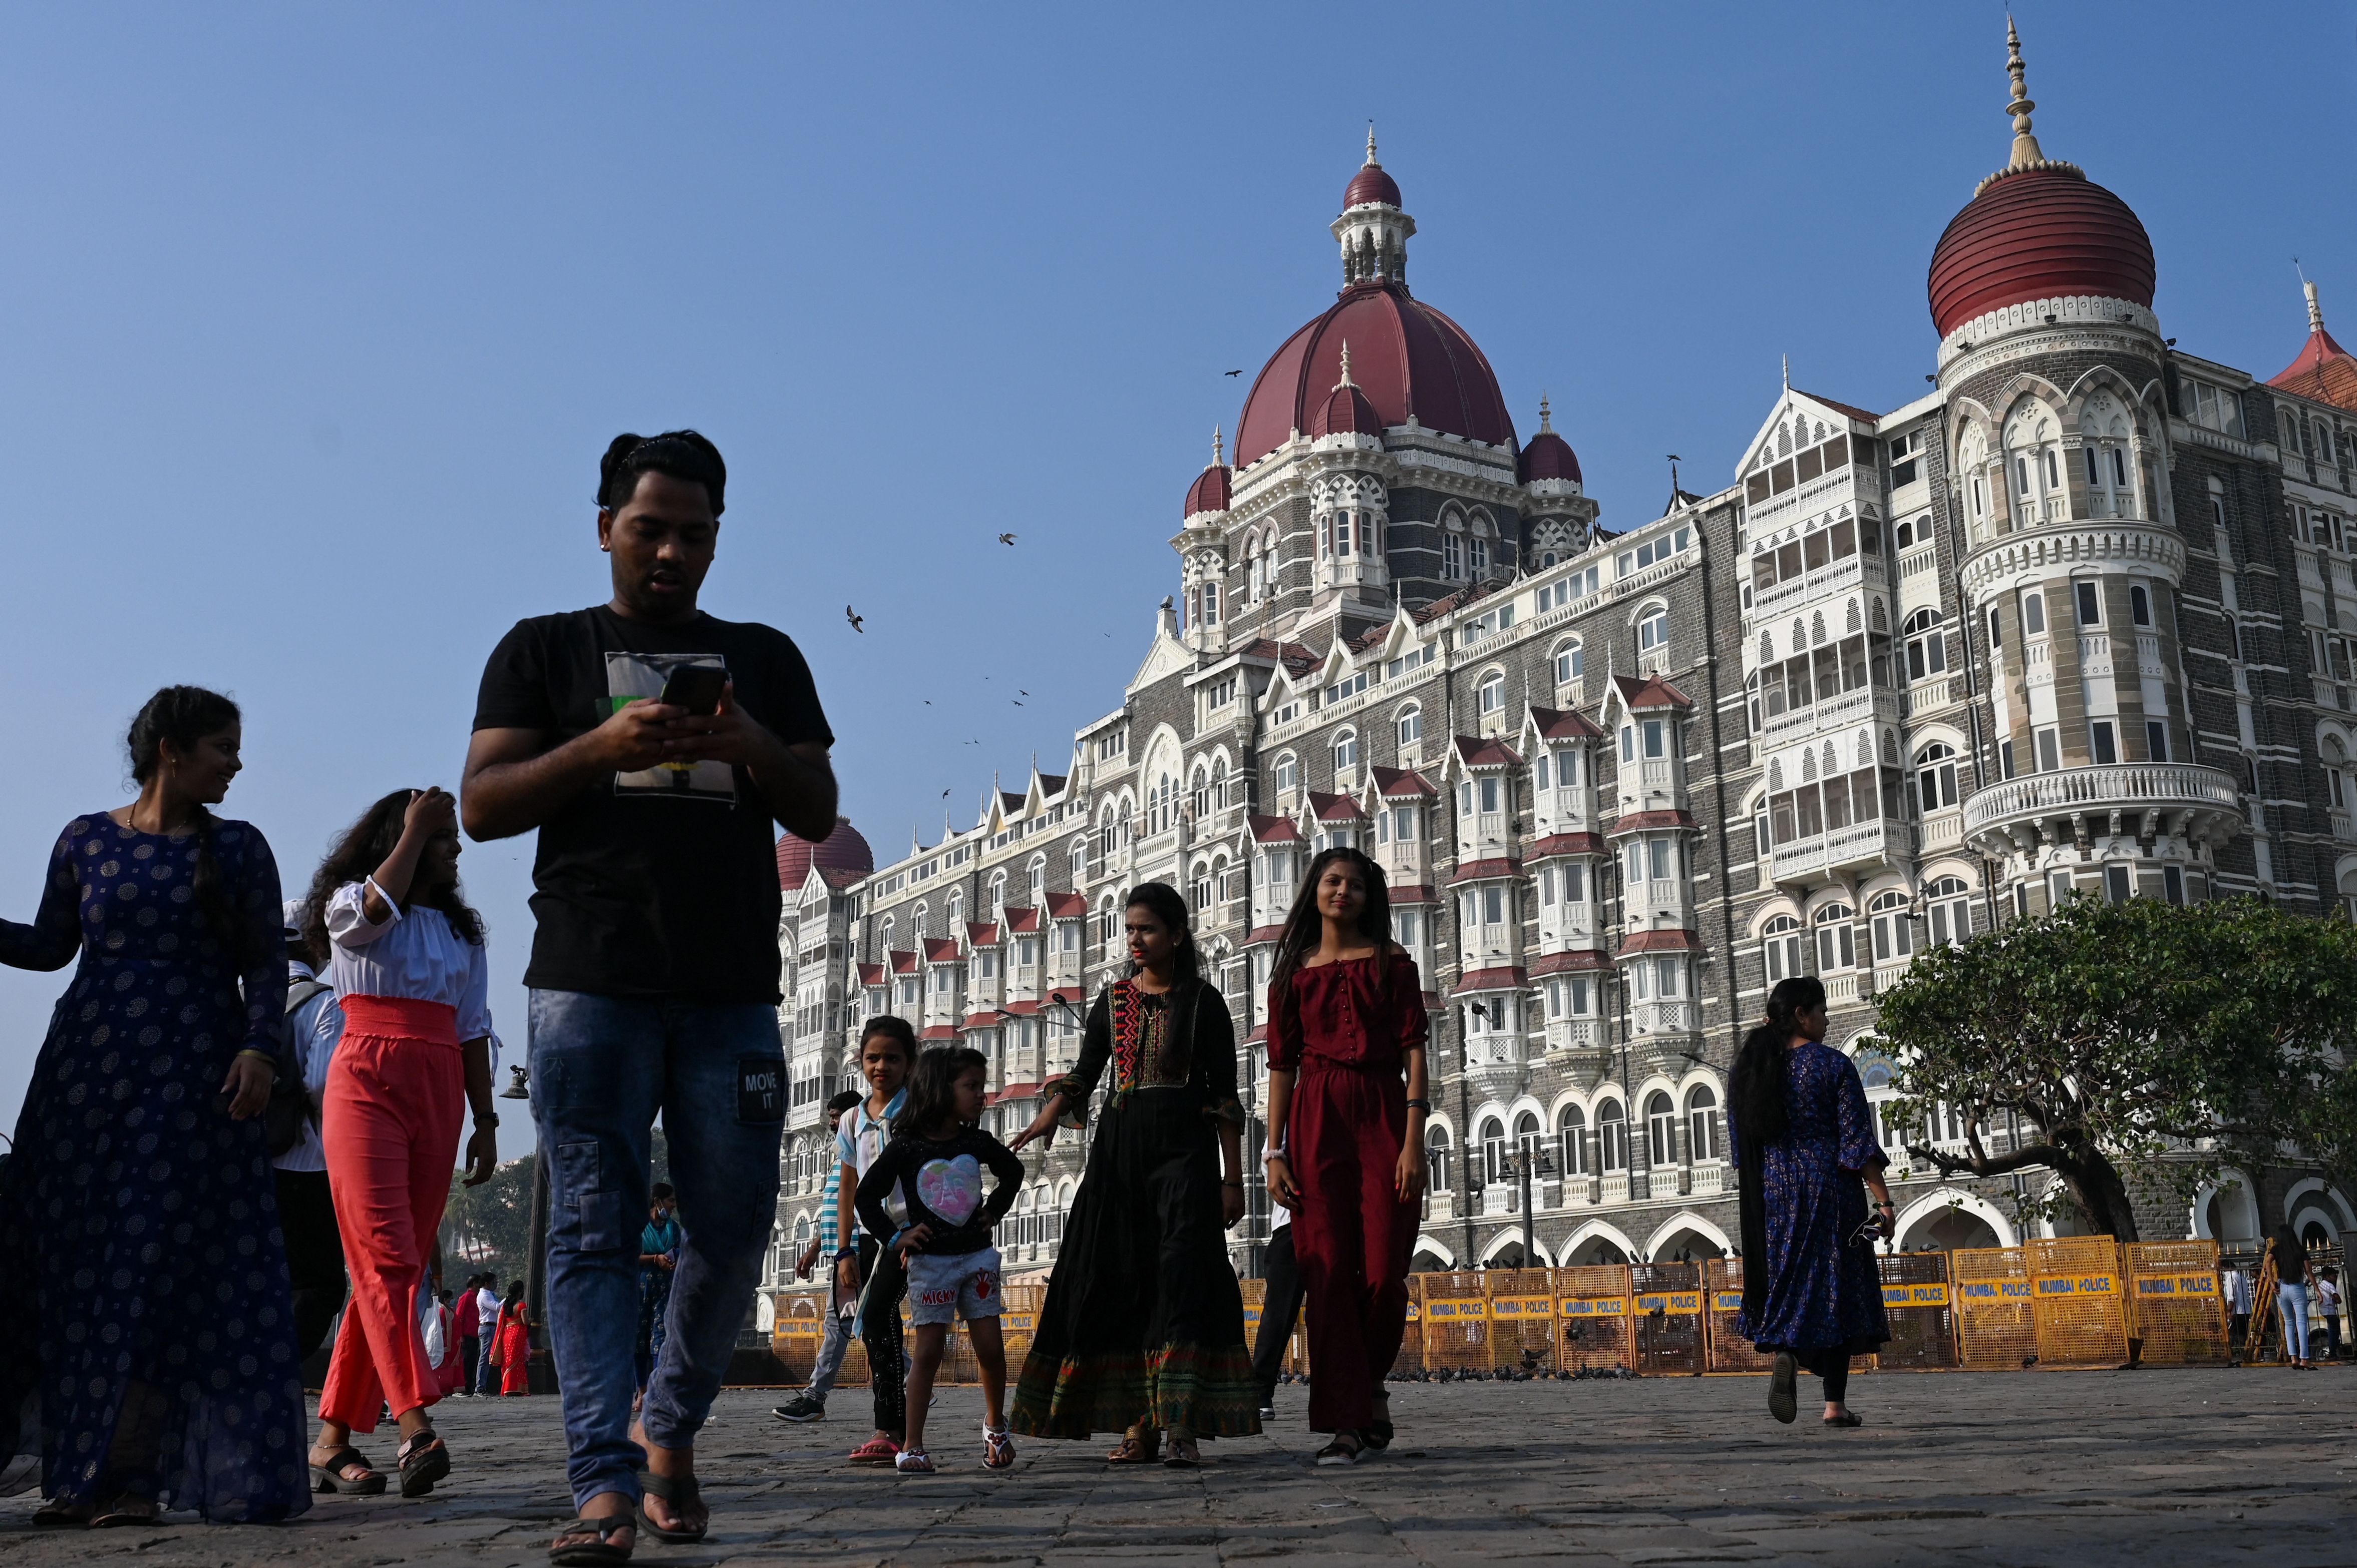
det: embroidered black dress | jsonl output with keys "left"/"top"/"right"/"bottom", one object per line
{"left": 1009, "top": 977, "right": 1259, "bottom": 1439}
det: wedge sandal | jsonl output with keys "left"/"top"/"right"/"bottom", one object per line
{"left": 310, "top": 1445, "right": 387, "bottom": 1495}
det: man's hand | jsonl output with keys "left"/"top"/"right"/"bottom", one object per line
{"left": 1266, "top": 1152, "right": 1301, "bottom": 1210}
{"left": 796, "top": 1240, "right": 821, "bottom": 1281}
{"left": 896, "top": 1223, "right": 934, "bottom": 1263}
{"left": 1221, "top": 1183, "right": 1245, "bottom": 1229}
{"left": 656, "top": 683, "right": 772, "bottom": 767}
{"left": 463, "top": 1123, "right": 498, "bottom": 1186}
{"left": 221, "top": 1054, "right": 273, "bottom": 1120}
{"left": 590, "top": 697, "right": 688, "bottom": 774}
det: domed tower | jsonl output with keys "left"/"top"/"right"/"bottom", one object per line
{"left": 1519, "top": 395, "right": 1598, "bottom": 567}
{"left": 1939, "top": 21, "right": 2240, "bottom": 902}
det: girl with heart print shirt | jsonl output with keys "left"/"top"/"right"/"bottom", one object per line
{"left": 855, "top": 1046, "right": 1027, "bottom": 1473}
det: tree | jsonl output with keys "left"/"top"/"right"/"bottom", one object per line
{"left": 445, "top": 1153, "right": 536, "bottom": 1284}
{"left": 1871, "top": 896, "right": 2357, "bottom": 1242}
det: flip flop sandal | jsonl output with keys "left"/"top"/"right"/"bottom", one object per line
{"left": 1767, "top": 1353, "right": 1798, "bottom": 1425}
{"left": 892, "top": 1449, "right": 935, "bottom": 1474}
{"left": 398, "top": 1431, "right": 450, "bottom": 1497}
{"left": 1313, "top": 1434, "right": 1365, "bottom": 1467}
{"left": 91, "top": 1495, "right": 159, "bottom": 1528}
{"left": 981, "top": 1426, "right": 1015, "bottom": 1470}
{"left": 549, "top": 1514, "right": 635, "bottom": 1566}
{"left": 311, "top": 1446, "right": 387, "bottom": 1495}
{"left": 31, "top": 1499, "right": 94, "bottom": 1528}
{"left": 1106, "top": 1429, "right": 1160, "bottom": 1464}
{"left": 1163, "top": 1436, "right": 1201, "bottom": 1468}
{"left": 634, "top": 1470, "right": 707, "bottom": 1544}
{"left": 847, "top": 1436, "right": 901, "bottom": 1466}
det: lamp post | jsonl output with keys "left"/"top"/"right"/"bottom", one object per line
{"left": 1511, "top": 1140, "right": 1555, "bottom": 1269}
{"left": 497, "top": 1067, "right": 556, "bottom": 1394}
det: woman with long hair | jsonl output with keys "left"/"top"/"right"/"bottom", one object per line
{"left": 1262, "top": 847, "right": 1429, "bottom": 1466}
{"left": 0, "top": 686, "right": 309, "bottom": 1524}
{"left": 491, "top": 1280, "right": 533, "bottom": 1395}
{"left": 303, "top": 788, "right": 498, "bottom": 1500}
{"left": 2268, "top": 1222, "right": 2317, "bottom": 1369}
{"left": 1007, "top": 883, "right": 1257, "bottom": 1465}
{"left": 1729, "top": 975, "right": 1892, "bottom": 1427}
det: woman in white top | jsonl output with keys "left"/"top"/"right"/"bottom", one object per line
{"left": 298, "top": 788, "right": 499, "bottom": 1500}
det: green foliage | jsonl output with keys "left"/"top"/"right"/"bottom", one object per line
{"left": 444, "top": 1153, "right": 536, "bottom": 1284}
{"left": 1872, "top": 895, "right": 2357, "bottom": 1242}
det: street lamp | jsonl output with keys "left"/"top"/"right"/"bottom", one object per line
{"left": 1510, "top": 1140, "right": 1555, "bottom": 1269}
{"left": 499, "top": 1068, "right": 556, "bottom": 1394}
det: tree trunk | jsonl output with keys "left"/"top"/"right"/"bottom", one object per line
{"left": 2050, "top": 1133, "right": 2140, "bottom": 1243}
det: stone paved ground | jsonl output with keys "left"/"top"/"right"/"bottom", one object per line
{"left": 3, "top": 1370, "right": 2351, "bottom": 1566}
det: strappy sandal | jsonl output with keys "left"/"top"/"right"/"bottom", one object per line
{"left": 1823, "top": 1411, "right": 1863, "bottom": 1428}
{"left": 91, "top": 1493, "right": 159, "bottom": 1528}
{"left": 1163, "top": 1433, "right": 1201, "bottom": 1468}
{"left": 634, "top": 1470, "right": 707, "bottom": 1544}
{"left": 892, "top": 1449, "right": 935, "bottom": 1473}
{"left": 1313, "top": 1431, "right": 1365, "bottom": 1467}
{"left": 310, "top": 1445, "right": 387, "bottom": 1495}
{"left": 1363, "top": 1391, "right": 1394, "bottom": 1451}
{"left": 31, "top": 1498, "right": 94, "bottom": 1527}
{"left": 1106, "top": 1426, "right": 1161, "bottom": 1464}
{"left": 549, "top": 1514, "right": 634, "bottom": 1566}
{"left": 397, "top": 1429, "right": 450, "bottom": 1497}
{"left": 981, "top": 1425, "right": 1015, "bottom": 1470}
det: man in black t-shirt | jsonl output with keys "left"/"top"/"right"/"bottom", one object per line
{"left": 463, "top": 431, "right": 834, "bottom": 1554}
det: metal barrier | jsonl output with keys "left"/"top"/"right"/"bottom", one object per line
{"left": 1485, "top": 1269, "right": 1557, "bottom": 1375}
{"left": 2027, "top": 1237, "right": 2130, "bottom": 1366}
{"left": 1555, "top": 1264, "right": 1634, "bottom": 1373}
{"left": 1630, "top": 1262, "right": 1707, "bottom": 1375}
{"left": 1703, "top": 1258, "right": 1777, "bottom": 1373}
{"left": 1952, "top": 1245, "right": 2040, "bottom": 1370}
{"left": 2124, "top": 1240, "right": 2228, "bottom": 1366}
{"left": 1418, "top": 1271, "right": 1491, "bottom": 1373}
{"left": 1875, "top": 1252, "right": 1958, "bottom": 1370}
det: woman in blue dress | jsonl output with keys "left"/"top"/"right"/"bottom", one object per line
{"left": 1729, "top": 975, "right": 1894, "bottom": 1428}
{"left": 0, "top": 687, "right": 310, "bottom": 1524}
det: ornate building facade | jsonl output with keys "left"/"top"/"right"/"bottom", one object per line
{"left": 764, "top": 28, "right": 2357, "bottom": 1292}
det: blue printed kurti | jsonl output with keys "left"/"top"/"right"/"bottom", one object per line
{"left": 0, "top": 814, "right": 309, "bottom": 1520}
{"left": 1730, "top": 1041, "right": 1890, "bottom": 1354}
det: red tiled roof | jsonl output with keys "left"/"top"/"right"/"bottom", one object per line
{"left": 1448, "top": 858, "right": 1522, "bottom": 886}
{"left": 988, "top": 1080, "right": 1044, "bottom": 1106}
{"left": 1046, "top": 892, "right": 1087, "bottom": 919}
{"left": 922, "top": 938, "right": 960, "bottom": 964}
{"left": 816, "top": 866, "right": 866, "bottom": 891}
{"left": 1242, "top": 924, "right": 1288, "bottom": 946}
{"left": 1048, "top": 986, "right": 1084, "bottom": 1006}
{"left": 2268, "top": 326, "right": 2357, "bottom": 412}
{"left": 1412, "top": 579, "right": 1504, "bottom": 626}
{"left": 1611, "top": 673, "right": 1693, "bottom": 711}
{"left": 1002, "top": 905, "right": 1042, "bottom": 934}
{"left": 1248, "top": 813, "right": 1303, "bottom": 843}
{"left": 1371, "top": 764, "right": 1438, "bottom": 797}
{"left": 965, "top": 922, "right": 1000, "bottom": 946}
{"left": 1616, "top": 929, "right": 1698, "bottom": 957}
{"left": 1528, "top": 705, "right": 1605, "bottom": 741}
{"left": 858, "top": 963, "right": 885, "bottom": 987}
{"left": 1529, "top": 832, "right": 1608, "bottom": 858}
{"left": 1453, "top": 734, "right": 1524, "bottom": 768}
{"left": 1244, "top": 1023, "right": 1268, "bottom": 1045}
{"left": 1608, "top": 810, "right": 1698, "bottom": 835}
{"left": 1386, "top": 884, "right": 1439, "bottom": 906}
{"left": 1791, "top": 389, "right": 1883, "bottom": 427}
{"left": 1530, "top": 949, "right": 1610, "bottom": 976}
{"left": 961, "top": 1012, "right": 1003, "bottom": 1031}
{"left": 890, "top": 950, "right": 919, "bottom": 976}
{"left": 920, "top": 1025, "right": 959, "bottom": 1041}
{"left": 997, "top": 999, "right": 1041, "bottom": 1016}
{"left": 1310, "top": 791, "right": 1365, "bottom": 822}
{"left": 1451, "top": 966, "right": 1528, "bottom": 996}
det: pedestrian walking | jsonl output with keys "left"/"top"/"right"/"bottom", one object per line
{"left": 636, "top": 1185, "right": 683, "bottom": 1404}
{"left": 854, "top": 1047, "right": 1026, "bottom": 1473}
{"left": 274, "top": 901, "right": 351, "bottom": 1363}
{"left": 0, "top": 686, "right": 310, "bottom": 1524}
{"left": 1729, "top": 976, "right": 1893, "bottom": 1427}
{"left": 2269, "top": 1224, "right": 2317, "bottom": 1369}
{"left": 1007, "top": 883, "right": 1258, "bottom": 1466}
{"left": 836, "top": 1019, "right": 915, "bottom": 1465}
{"left": 1261, "top": 848, "right": 1430, "bottom": 1465}
{"left": 475, "top": 1276, "right": 504, "bottom": 1396}
{"left": 489, "top": 1280, "right": 532, "bottom": 1394}
{"left": 772, "top": 1089, "right": 867, "bottom": 1424}
{"left": 2316, "top": 1267, "right": 2343, "bottom": 1361}
{"left": 456, "top": 1275, "right": 486, "bottom": 1396}
{"left": 302, "top": 787, "right": 499, "bottom": 1500}
{"left": 462, "top": 430, "right": 836, "bottom": 1563}
{"left": 432, "top": 1288, "right": 466, "bottom": 1398}
{"left": 1249, "top": 1194, "right": 1302, "bottom": 1422}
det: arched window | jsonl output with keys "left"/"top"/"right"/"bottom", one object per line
{"left": 1915, "top": 742, "right": 1959, "bottom": 812}
{"left": 1644, "top": 1091, "right": 1677, "bottom": 1167}
{"left": 1095, "top": 894, "right": 1118, "bottom": 951}
{"left": 1273, "top": 753, "right": 1299, "bottom": 793}
{"left": 1333, "top": 730, "right": 1359, "bottom": 771}
{"left": 1212, "top": 756, "right": 1230, "bottom": 807}
{"left": 1442, "top": 516, "right": 1466, "bottom": 580}
{"left": 1190, "top": 765, "right": 1210, "bottom": 821}
{"left": 1903, "top": 609, "right": 1946, "bottom": 682}
{"left": 1189, "top": 858, "right": 1214, "bottom": 916}
{"left": 1554, "top": 638, "right": 1584, "bottom": 686}
{"left": 1556, "top": 1104, "right": 1588, "bottom": 1177}
{"left": 1513, "top": 1111, "right": 1542, "bottom": 1175}
{"left": 1247, "top": 546, "right": 1266, "bottom": 605}
{"left": 1686, "top": 1085, "right": 1721, "bottom": 1161}
{"left": 1762, "top": 914, "right": 1803, "bottom": 984}
{"left": 1637, "top": 606, "right": 1670, "bottom": 656}
{"left": 1814, "top": 903, "right": 1857, "bottom": 972}
{"left": 1479, "top": 1116, "right": 1507, "bottom": 1184}
{"left": 1478, "top": 673, "right": 1507, "bottom": 715}
{"left": 1868, "top": 889, "right": 1913, "bottom": 964}
{"left": 1028, "top": 855, "right": 1048, "bottom": 906}
{"left": 1925, "top": 875, "right": 1972, "bottom": 947}
{"left": 1596, "top": 1099, "right": 1628, "bottom": 1172}
{"left": 988, "top": 872, "right": 1007, "bottom": 914}
{"left": 1425, "top": 1127, "right": 1452, "bottom": 1192}
{"left": 1397, "top": 705, "right": 1423, "bottom": 746}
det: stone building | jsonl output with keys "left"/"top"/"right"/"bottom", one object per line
{"left": 763, "top": 26, "right": 2357, "bottom": 1292}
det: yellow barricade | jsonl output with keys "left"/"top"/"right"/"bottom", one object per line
{"left": 1419, "top": 1271, "right": 1490, "bottom": 1373}
{"left": 2124, "top": 1239, "right": 2229, "bottom": 1366}
{"left": 1395, "top": 1274, "right": 1419, "bottom": 1377}
{"left": 1702, "top": 1259, "right": 1777, "bottom": 1373}
{"left": 1874, "top": 1251, "right": 1958, "bottom": 1369}
{"left": 1484, "top": 1269, "right": 1556, "bottom": 1375}
{"left": 1952, "top": 1245, "right": 2039, "bottom": 1369}
{"left": 2027, "top": 1237, "right": 2129, "bottom": 1366}
{"left": 1554, "top": 1264, "right": 1634, "bottom": 1372}
{"left": 1630, "top": 1262, "right": 1707, "bottom": 1375}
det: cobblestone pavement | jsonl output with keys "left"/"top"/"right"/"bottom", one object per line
{"left": 2, "top": 1370, "right": 2351, "bottom": 1566}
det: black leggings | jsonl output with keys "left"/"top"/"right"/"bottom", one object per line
{"left": 273, "top": 1168, "right": 347, "bottom": 1361}
{"left": 859, "top": 1236, "right": 908, "bottom": 1436}
{"left": 1801, "top": 1348, "right": 1850, "bottom": 1403}
{"left": 1250, "top": 1224, "right": 1305, "bottom": 1400}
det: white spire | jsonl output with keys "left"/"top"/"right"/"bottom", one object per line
{"left": 2004, "top": 15, "right": 2047, "bottom": 169}
{"left": 1365, "top": 121, "right": 1378, "bottom": 167}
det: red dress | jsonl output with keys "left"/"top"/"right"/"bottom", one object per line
{"left": 1268, "top": 951, "right": 1429, "bottom": 1435}
{"left": 492, "top": 1304, "right": 531, "bottom": 1394}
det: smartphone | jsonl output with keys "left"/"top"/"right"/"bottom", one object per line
{"left": 658, "top": 665, "right": 728, "bottom": 716}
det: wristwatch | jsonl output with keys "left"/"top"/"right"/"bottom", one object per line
{"left": 475, "top": 1112, "right": 499, "bottom": 1129}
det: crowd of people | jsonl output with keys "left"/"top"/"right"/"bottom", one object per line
{"left": 1, "top": 424, "right": 2302, "bottom": 1554}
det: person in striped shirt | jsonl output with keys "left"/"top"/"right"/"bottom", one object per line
{"left": 772, "top": 1089, "right": 866, "bottom": 1422}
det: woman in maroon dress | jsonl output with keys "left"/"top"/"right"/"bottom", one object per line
{"left": 1263, "top": 848, "right": 1429, "bottom": 1466}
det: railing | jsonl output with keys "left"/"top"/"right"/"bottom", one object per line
{"left": 1823, "top": 970, "right": 1864, "bottom": 1004}
{"left": 1960, "top": 762, "right": 2243, "bottom": 839}
{"left": 1758, "top": 682, "right": 1900, "bottom": 746}
{"left": 1903, "top": 675, "right": 1957, "bottom": 716}
{"left": 1690, "top": 1161, "right": 1725, "bottom": 1196}
{"left": 1899, "top": 544, "right": 1938, "bottom": 581}
{"left": 1544, "top": 1017, "right": 1600, "bottom": 1052}
{"left": 1768, "top": 817, "right": 1914, "bottom": 883}
{"left": 1630, "top": 999, "right": 1692, "bottom": 1035}
{"left": 1600, "top": 1172, "right": 1629, "bottom": 1205}
{"left": 1920, "top": 807, "right": 1963, "bottom": 854}
{"left": 2334, "top": 808, "right": 2357, "bottom": 842}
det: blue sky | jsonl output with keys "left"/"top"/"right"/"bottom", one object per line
{"left": 1, "top": 4, "right": 2348, "bottom": 1153}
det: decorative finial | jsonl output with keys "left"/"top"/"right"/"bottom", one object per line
{"left": 1782, "top": 353, "right": 1790, "bottom": 390}
{"left": 1366, "top": 122, "right": 1379, "bottom": 166}
{"left": 1335, "top": 341, "right": 1356, "bottom": 389}
{"left": 2298, "top": 259, "right": 2325, "bottom": 333}
{"left": 2004, "top": 15, "right": 2047, "bottom": 169}
{"left": 1212, "top": 425, "right": 1225, "bottom": 465}
{"left": 1538, "top": 393, "right": 1553, "bottom": 434}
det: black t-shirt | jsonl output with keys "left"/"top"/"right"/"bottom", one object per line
{"left": 854, "top": 1124, "right": 1026, "bottom": 1259}
{"left": 472, "top": 604, "right": 833, "bottom": 1002}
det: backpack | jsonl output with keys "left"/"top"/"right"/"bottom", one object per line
{"left": 263, "top": 979, "right": 332, "bottom": 1157}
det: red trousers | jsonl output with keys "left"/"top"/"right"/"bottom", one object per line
{"left": 319, "top": 996, "right": 466, "bottom": 1432}
{"left": 1290, "top": 1057, "right": 1411, "bottom": 1433}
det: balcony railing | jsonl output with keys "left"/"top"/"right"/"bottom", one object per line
{"left": 1768, "top": 816, "right": 1915, "bottom": 884}
{"left": 1960, "top": 762, "right": 2243, "bottom": 853}
{"left": 1630, "top": 999, "right": 1693, "bottom": 1035}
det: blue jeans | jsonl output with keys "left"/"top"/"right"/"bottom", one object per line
{"left": 2279, "top": 1282, "right": 2311, "bottom": 1362}
{"left": 529, "top": 989, "right": 786, "bottom": 1509}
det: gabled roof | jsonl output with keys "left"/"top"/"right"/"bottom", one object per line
{"left": 1370, "top": 764, "right": 1438, "bottom": 798}
{"left": 1610, "top": 809, "right": 1699, "bottom": 834}
{"left": 858, "top": 962, "right": 886, "bottom": 987}
{"left": 1529, "top": 832, "right": 1608, "bottom": 859}
{"left": 999, "top": 792, "right": 1025, "bottom": 815}
{"left": 1451, "top": 965, "right": 1528, "bottom": 996}
{"left": 1248, "top": 813, "right": 1304, "bottom": 844}
{"left": 1792, "top": 389, "right": 1882, "bottom": 427}
{"left": 1454, "top": 734, "right": 1524, "bottom": 769}
{"left": 1411, "top": 578, "right": 1505, "bottom": 626}
{"left": 1309, "top": 791, "right": 1365, "bottom": 823}
{"left": 1038, "top": 772, "right": 1069, "bottom": 795}
{"left": 1530, "top": 949, "right": 1610, "bottom": 976}
{"left": 816, "top": 866, "right": 867, "bottom": 891}
{"left": 890, "top": 950, "right": 919, "bottom": 976}
{"left": 1045, "top": 892, "right": 1088, "bottom": 919}
{"left": 1612, "top": 673, "right": 1694, "bottom": 712}
{"left": 1527, "top": 705, "right": 1606, "bottom": 741}
{"left": 965, "top": 922, "right": 1000, "bottom": 946}
{"left": 922, "top": 938, "right": 961, "bottom": 964}
{"left": 1616, "top": 929, "right": 1699, "bottom": 957}
{"left": 1002, "top": 905, "right": 1043, "bottom": 934}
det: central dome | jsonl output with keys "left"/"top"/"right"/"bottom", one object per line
{"left": 1928, "top": 166, "right": 2154, "bottom": 338}
{"left": 1233, "top": 281, "right": 1515, "bottom": 468}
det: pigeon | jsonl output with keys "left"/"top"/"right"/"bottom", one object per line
{"left": 1019, "top": 689, "right": 1029, "bottom": 696}
{"left": 1224, "top": 369, "right": 1243, "bottom": 376}
{"left": 845, "top": 606, "right": 864, "bottom": 633}
{"left": 1014, "top": 700, "right": 1025, "bottom": 707}
{"left": 997, "top": 533, "right": 1017, "bottom": 545}
{"left": 942, "top": 790, "right": 951, "bottom": 799}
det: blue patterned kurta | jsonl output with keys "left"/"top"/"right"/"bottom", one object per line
{"left": 0, "top": 814, "right": 310, "bottom": 1520}
{"left": 1730, "top": 1041, "right": 1890, "bottom": 1355}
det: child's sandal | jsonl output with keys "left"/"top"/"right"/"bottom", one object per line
{"left": 981, "top": 1426, "right": 1015, "bottom": 1470}
{"left": 893, "top": 1449, "right": 935, "bottom": 1474}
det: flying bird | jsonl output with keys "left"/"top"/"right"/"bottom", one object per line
{"left": 942, "top": 790, "right": 951, "bottom": 799}
{"left": 997, "top": 533, "right": 1018, "bottom": 545}
{"left": 1019, "top": 689, "right": 1029, "bottom": 696}
{"left": 1014, "top": 700, "right": 1025, "bottom": 707}
{"left": 845, "top": 606, "right": 864, "bottom": 633}
{"left": 1224, "top": 369, "right": 1243, "bottom": 376}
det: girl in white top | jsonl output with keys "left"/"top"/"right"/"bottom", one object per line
{"left": 299, "top": 788, "right": 499, "bottom": 1502}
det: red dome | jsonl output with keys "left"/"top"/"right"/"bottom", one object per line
{"left": 1343, "top": 162, "right": 1401, "bottom": 209}
{"left": 1309, "top": 377, "right": 1383, "bottom": 439}
{"left": 1233, "top": 282, "right": 1514, "bottom": 467}
{"left": 1519, "top": 429, "right": 1581, "bottom": 484}
{"left": 1927, "top": 167, "right": 2154, "bottom": 338}
{"left": 777, "top": 817, "right": 873, "bottom": 891}
{"left": 1183, "top": 461, "right": 1232, "bottom": 517}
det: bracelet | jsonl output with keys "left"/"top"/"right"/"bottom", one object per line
{"left": 1220, "top": 1180, "right": 1243, "bottom": 1189}
{"left": 474, "top": 1112, "right": 499, "bottom": 1129}
{"left": 235, "top": 1048, "right": 276, "bottom": 1066}
{"left": 1405, "top": 1098, "right": 1431, "bottom": 1112}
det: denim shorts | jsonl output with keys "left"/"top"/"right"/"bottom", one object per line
{"left": 905, "top": 1247, "right": 1002, "bottom": 1327}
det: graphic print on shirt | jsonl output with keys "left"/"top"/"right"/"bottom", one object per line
{"left": 603, "top": 651, "right": 734, "bottom": 801}
{"left": 916, "top": 1154, "right": 984, "bottom": 1226}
